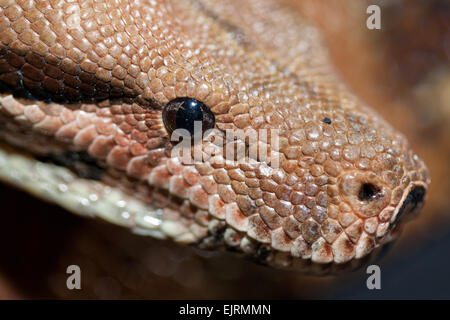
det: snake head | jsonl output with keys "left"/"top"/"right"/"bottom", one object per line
{"left": 0, "top": 0, "right": 431, "bottom": 273}
{"left": 159, "top": 94, "right": 430, "bottom": 269}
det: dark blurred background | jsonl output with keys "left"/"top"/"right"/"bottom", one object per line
{"left": 0, "top": 0, "right": 449, "bottom": 299}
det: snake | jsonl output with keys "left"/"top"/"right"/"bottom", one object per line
{"left": 0, "top": 0, "right": 430, "bottom": 273}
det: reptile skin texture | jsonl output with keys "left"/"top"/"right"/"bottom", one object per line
{"left": 0, "top": 0, "right": 430, "bottom": 271}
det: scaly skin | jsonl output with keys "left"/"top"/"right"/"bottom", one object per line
{"left": 0, "top": 0, "right": 430, "bottom": 270}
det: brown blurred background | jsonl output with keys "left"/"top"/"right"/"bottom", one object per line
{"left": 0, "top": 0, "right": 449, "bottom": 299}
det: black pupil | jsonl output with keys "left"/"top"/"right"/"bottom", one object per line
{"left": 162, "top": 97, "right": 215, "bottom": 136}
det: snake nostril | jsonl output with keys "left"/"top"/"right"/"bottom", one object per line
{"left": 358, "top": 183, "right": 381, "bottom": 201}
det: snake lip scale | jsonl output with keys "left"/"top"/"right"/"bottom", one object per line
{"left": 0, "top": 0, "right": 430, "bottom": 273}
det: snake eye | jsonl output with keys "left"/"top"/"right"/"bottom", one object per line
{"left": 162, "top": 97, "right": 215, "bottom": 136}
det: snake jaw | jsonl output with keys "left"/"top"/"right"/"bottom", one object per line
{"left": 373, "top": 184, "right": 427, "bottom": 247}
{"left": 390, "top": 184, "right": 427, "bottom": 227}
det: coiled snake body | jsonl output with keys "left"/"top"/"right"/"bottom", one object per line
{"left": 0, "top": 0, "right": 430, "bottom": 272}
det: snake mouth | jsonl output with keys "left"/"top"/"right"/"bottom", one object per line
{"left": 388, "top": 184, "right": 427, "bottom": 234}
{"left": 374, "top": 183, "right": 427, "bottom": 248}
